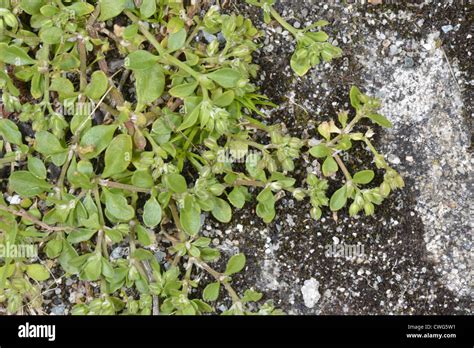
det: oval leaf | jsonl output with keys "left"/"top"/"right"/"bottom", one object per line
{"left": 329, "top": 185, "right": 347, "bottom": 211}
{"left": 102, "top": 134, "right": 132, "bottom": 178}
{"left": 224, "top": 253, "right": 246, "bottom": 275}
{"left": 353, "top": 170, "right": 375, "bottom": 185}
{"left": 143, "top": 197, "right": 162, "bottom": 228}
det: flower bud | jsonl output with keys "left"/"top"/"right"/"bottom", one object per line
{"left": 281, "top": 158, "right": 294, "bottom": 172}
{"left": 363, "top": 202, "right": 374, "bottom": 216}
{"left": 349, "top": 202, "right": 360, "bottom": 216}
{"left": 288, "top": 137, "right": 303, "bottom": 149}
{"left": 269, "top": 181, "right": 283, "bottom": 191}
{"left": 209, "top": 183, "right": 225, "bottom": 196}
{"left": 374, "top": 155, "right": 386, "bottom": 169}
{"left": 379, "top": 182, "right": 390, "bottom": 197}
{"left": 267, "top": 158, "right": 278, "bottom": 173}
{"left": 203, "top": 137, "right": 218, "bottom": 150}
{"left": 395, "top": 174, "right": 405, "bottom": 188}
{"left": 202, "top": 151, "right": 216, "bottom": 161}
{"left": 292, "top": 188, "right": 306, "bottom": 201}
{"left": 310, "top": 206, "right": 322, "bottom": 220}
{"left": 307, "top": 173, "right": 318, "bottom": 186}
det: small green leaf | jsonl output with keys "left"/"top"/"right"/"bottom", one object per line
{"left": 256, "top": 200, "right": 276, "bottom": 223}
{"left": 0, "top": 119, "right": 22, "bottom": 145}
{"left": 39, "top": 26, "right": 62, "bottom": 44}
{"left": 27, "top": 156, "right": 46, "bottom": 179}
{"left": 353, "top": 170, "right": 375, "bottom": 185}
{"left": 58, "top": 240, "right": 80, "bottom": 274}
{"left": 85, "top": 71, "right": 108, "bottom": 101}
{"left": 9, "top": 171, "right": 52, "bottom": 197}
{"left": 20, "top": 0, "right": 45, "bottom": 15}
{"left": 312, "top": 20, "right": 329, "bottom": 27}
{"left": 167, "top": 28, "right": 186, "bottom": 52}
{"left": 125, "top": 50, "right": 159, "bottom": 70}
{"left": 366, "top": 113, "right": 393, "bottom": 128}
{"left": 136, "top": 224, "right": 154, "bottom": 246}
{"left": 207, "top": 68, "right": 241, "bottom": 88}
{"left": 132, "top": 170, "right": 154, "bottom": 188}
{"left": 309, "top": 144, "right": 331, "bottom": 158}
{"left": 176, "top": 103, "right": 200, "bottom": 131}
{"left": 81, "top": 254, "right": 102, "bottom": 281}
{"left": 79, "top": 125, "right": 117, "bottom": 159}
{"left": 228, "top": 187, "right": 246, "bottom": 209}
{"left": 211, "top": 198, "right": 232, "bottom": 223}
{"left": 67, "top": 2, "right": 95, "bottom": 16}
{"left": 50, "top": 77, "right": 76, "bottom": 100}
{"left": 350, "top": 86, "right": 362, "bottom": 110}
{"left": 99, "top": 0, "right": 126, "bottom": 21}
{"left": 140, "top": 0, "right": 156, "bottom": 19}
{"left": 45, "top": 239, "right": 63, "bottom": 259}
{"left": 67, "top": 228, "right": 97, "bottom": 244}
{"left": 0, "top": 43, "right": 36, "bottom": 65}
{"left": 318, "top": 122, "right": 331, "bottom": 140}
{"left": 203, "top": 282, "right": 220, "bottom": 301}
{"left": 290, "top": 49, "right": 311, "bottom": 76}
{"left": 180, "top": 195, "right": 201, "bottom": 236}
{"left": 242, "top": 289, "right": 263, "bottom": 303}
{"left": 192, "top": 237, "right": 211, "bottom": 248}
{"left": 213, "top": 90, "right": 235, "bottom": 107}
{"left": 306, "top": 31, "right": 328, "bottom": 42}
{"left": 322, "top": 156, "right": 338, "bottom": 176}
{"left": 102, "top": 134, "right": 132, "bottom": 178}
{"left": 35, "top": 130, "right": 65, "bottom": 155}
{"left": 26, "top": 264, "right": 50, "bottom": 281}
{"left": 103, "top": 190, "right": 135, "bottom": 221}
{"left": 169, "top": 81, "right": 198, "bottom": 98}
{"left": 135, "top": 65, "right": 165, "bottom": 106}
{"left": 225, "top": 253, "right": 246, "bottom": 275}
{"left": 330, "top": 185, "right": 347, "bottom": 211}
{"left": 143, "top": 197, "right": 162, "bottom": 228}
{"left": 164, "top": 173, "right": 187, "bottom": 193}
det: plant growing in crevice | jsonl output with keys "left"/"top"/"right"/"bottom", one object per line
{"left": 0, "top": 1, "right": 402, "bottom": 315}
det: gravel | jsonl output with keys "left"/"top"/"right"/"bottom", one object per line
{"left": 301, "top": 278, "right": 321, "bottom": 308}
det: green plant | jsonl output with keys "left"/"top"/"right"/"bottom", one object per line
{"left": 0, "top": 0, "right": 402, "bottom": 315}
{"left": 246, "top": 0, "right": 342, "bottom": 76}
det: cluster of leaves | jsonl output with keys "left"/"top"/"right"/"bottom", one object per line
{"left": 0, "top": 0, "right": 402, "bottom": 315}
{"left": 246, "top": 0, "right": 342, "bottom": 76}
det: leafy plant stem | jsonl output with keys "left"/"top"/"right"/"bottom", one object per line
{"left": 191, "top": 257, "right": 241, "bottom": 304}
{"left": 0, "top": 204, "right": 71, "bottom": 232}
{"left": 125, "top": 11, "right": 202, "bottom": 80}
{"left": 93, "top": 187, "right": 105, "bottom": 227}
{"left": 169, "top": 200, "right": 186, "bottom": 242}
{"left": 57, "top": 147, "right": 74, "bottom": 196}
{"left": 334, "top": 154, "right": 352, "bottom": 182}
{"left": 327, "top": 113, "right": 363, "bottom": 147}
{"left": 270, "top": 8, "right": 300, "bottom": 38}
{"left": 98, "top": 179, "right": 151, "bottom": 194}
{"left": 77, "top": 39, "right": 88, "bottom": 93}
